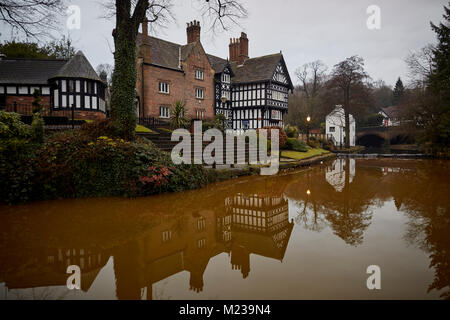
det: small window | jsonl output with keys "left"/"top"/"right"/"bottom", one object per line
{"left": 75, "top": 81, "right": 80, "bottom": 92}
{"left": 67, "top": 80, "right": 74, "bottom": 93}
{"left": 221, "top": 73, "right": 230, "bottom": 83}
{"left": 197, "top": 238, "right": 206, "bottom": 248}
{"left": 158, "top": 82, "right": 169, "bottom": 94}
{"left": 61, "top": 80, "right": 67, "bottom": 92}
{"left": 19, "top": 86, "right": 28, "bottom": 94}
{"left": 196, "top": 109, "right": 205, "bottom": 119}
{"left": 159, "top": 106, "right": 170, "bottom": 118}
{"left": 0, "top": 86, "right": 4, "bottom": 94}
{"left": 162, "top": 230, "right": 172, "bottom": 242}
{"left": 195, "top": 69, "right": 204, "bottom": 80}
{"left": 197, "top": 218, "right": 206, "bottom": 231}
{"left": 195, "top": 88, "right": 204, "bottom": 99}
{"left": 329, "top": 126, "right": 335, "bottom": 132}
{"left": 7, "top": 86, "right": 16, "bottom": 94}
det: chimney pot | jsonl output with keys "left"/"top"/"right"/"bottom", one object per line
{"left": 186, "top": 20, "right": 201, "bottom": 43}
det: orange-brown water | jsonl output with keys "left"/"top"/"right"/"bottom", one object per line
{"left": 0, "top": 158, "right": 448, "bottom": 300}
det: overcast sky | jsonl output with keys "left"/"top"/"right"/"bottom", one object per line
{"left": 1, "top": 0, "right": 447, "bottom": 86}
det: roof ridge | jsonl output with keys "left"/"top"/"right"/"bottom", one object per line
{"left": 1, "top": 57, "right": 68, "bottom": 62}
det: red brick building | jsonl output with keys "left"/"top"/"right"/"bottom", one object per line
{"left": 0, "top": 51, "right": 107, "bottom": 120}
{"left": 136, "top": 19, "right": 294, "bottom": 130}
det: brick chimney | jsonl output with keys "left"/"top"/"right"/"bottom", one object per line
{"left": 229, "top": 32, "right": 249, "bottom": 65}
{"left": 238, "top": 32, "right": 248, "bottom": 65}
{"left": 139, "top": 18, "right": 151, "bottom": 63}
{"left": 186, "top": 20, "right": 201, "bottom": 43}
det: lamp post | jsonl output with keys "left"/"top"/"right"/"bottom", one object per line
{"left": 306, "top": 115, "right": 311, "bottom": 144}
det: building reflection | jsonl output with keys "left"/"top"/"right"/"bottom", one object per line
{"left": 0, "top": 183, "right": 293, "bottom": 300}
{"left": 114, "top": 189, "right": 293, "bottom": 299}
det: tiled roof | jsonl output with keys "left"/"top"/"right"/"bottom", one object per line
{"left": 137, "top": 33, "right": 288, "bottom": 85}
{"left": 50, "top": 51, "right": 101, "bottom": 81}
{"left": 0, "top": 50, "right": 101, "bottom": 84}
{"left": 230, "top": 53, "right": 282, "bottom": 84}
{"left": 380, "top": 106, "right": 400, "bottom": 118}
{"left": 0, "top": 59, "right": 67, "bottom": 84}
{"left": 137, "top": 33, "right": 195, "bottom": 70}
{"left": 206, "top": 54, "right": 228, "bottom": 73}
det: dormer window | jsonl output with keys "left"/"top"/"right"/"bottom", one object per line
{"left": 195, "top": 69, "right": 204, "bottom": 80}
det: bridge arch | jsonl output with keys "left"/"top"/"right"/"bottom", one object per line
{"left": 356, "top": 133, "right": 386, "bottom": 148}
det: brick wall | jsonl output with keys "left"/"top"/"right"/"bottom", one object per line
{"left": 137, "top": 42, "right": 215, "bottom": 121}
{"left": 5, "top": 95, "right": 106, "bottom": 120}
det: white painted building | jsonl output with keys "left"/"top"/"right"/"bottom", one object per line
{"left": 325, "top": 105, "right": 356, "bottom": 147}
{"left": 325, "top": 158, "right": 355, "bottom": 192}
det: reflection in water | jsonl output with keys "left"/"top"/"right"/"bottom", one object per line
{"left": 0, "top": 159, "right": 449, "bottom": 299}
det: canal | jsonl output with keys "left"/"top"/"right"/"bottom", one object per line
{"left": 0, "top": 158, "right": 448, "bottom": 300}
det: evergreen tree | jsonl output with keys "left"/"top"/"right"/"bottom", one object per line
{"left": 392, "top": 77, "right": 405, "bottom": 105}
{"left": 427, "top": 4, "right": 450, "bottom": 156}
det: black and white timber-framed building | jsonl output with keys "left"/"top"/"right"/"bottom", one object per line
{"left": 207, "top": 33, "right": 294, "bottom": 131}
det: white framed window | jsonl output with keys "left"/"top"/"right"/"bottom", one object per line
{"left": 92, "top": 98, "right": 97, "bottom": 109}
{"left": 7, "top": 86, "right": 16, "bottom": 94}
{"left": 197, "top": 238, "right": 206, "bottom": 248}
{"left": 61, "top": 95, "right": 67, "bottom": 107}
{"left": 221, "top": 73, "right": 230, "bottom": 83}
{"left": 76, "top": 95, "right": 81, "bottom": 108}
{"left": 53, "top": 89, "right": 59, "bottom": 107}
{"left": 0, "top": 86, "right": 4, "bottom": 94}
{"left": 75, "top": 81, "right": 80, "bottom": 92}
{"left": 197, "top": 218, "right": 206, "bottom": 231}
{"left": 195, "top": 88, "right": 204, "bottom": 99}
{"left": 18, "top": 86, "right": 28, "bottom": 94}
{"left": 196, "top": 109, "right": 205, "bottom": 119}
{"left": 159, "top": 106, "right": 170, "bottom": 118}
{"left": 61, "top": 80, "right": 66, "bottom": 92}
{"left": 195, "top": 69, "right": 204, "bottom": 80}
{"left": 85, "top": 96, "right": 90, "bottom": 108}
{"left": 158, "top": 82, "right": 169, "bottom": 94}
{"left": 69, "top": 95, "right": 74, "bottom": 107}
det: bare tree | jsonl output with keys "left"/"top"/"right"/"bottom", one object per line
{"left": 96, "top": 63, "right": 114, "bottom": 87}
{"left": 329, "top": 56, "right": 370, "bottom": 148}
{"left": 0, "top": 0, "right": 66, "bottom": 38}
{"left": 405, "top": 44, "right": 435, "bottom": 87}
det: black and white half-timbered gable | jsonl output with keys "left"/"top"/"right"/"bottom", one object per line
{"left": 207, "top": 52, "right": 293, "bottom": 131}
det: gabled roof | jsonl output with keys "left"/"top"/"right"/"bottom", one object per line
{"left": 137, "top": 33, "right": 196, "bottom": 70}
{"left": 231, "top": 53, "right": 293, "bottom": 89}
{"left": 137, "top": 34, "right": 292, "bottom": 88}
{"left": 0, "top": 58, "right": 67, "bottom": 84}
{"left": 231, "top": 53, "right": 282, "bottom": 84}
{"left": 380, "top": 106, "right": 400, "bottom": 118}
{"left": 50, "top": 50, "right": 101, "bottom": 81}
{"left": 206, "top": 54, "right": 228, "bottom": 73}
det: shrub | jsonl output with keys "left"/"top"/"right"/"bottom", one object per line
{"left": 0, "top": 111, "right": 38, "bottom": 203}
{"left": 31, "top": 112, "right": 44, "bottom": 143}
{"left": 284, "top": 124, "right": 299, "bottom": 138}
{"left": 79, "top": 119, "right": 120, "bottom": 140}
{"left": 257, "top": 126, "right": 287, "bottom": 149}
{"left": 285, "top": 138, "right": 308, "bottom": 152}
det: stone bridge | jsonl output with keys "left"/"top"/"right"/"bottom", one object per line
{"left": 356, "top": 126, "right": 416, "bottom": 147}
